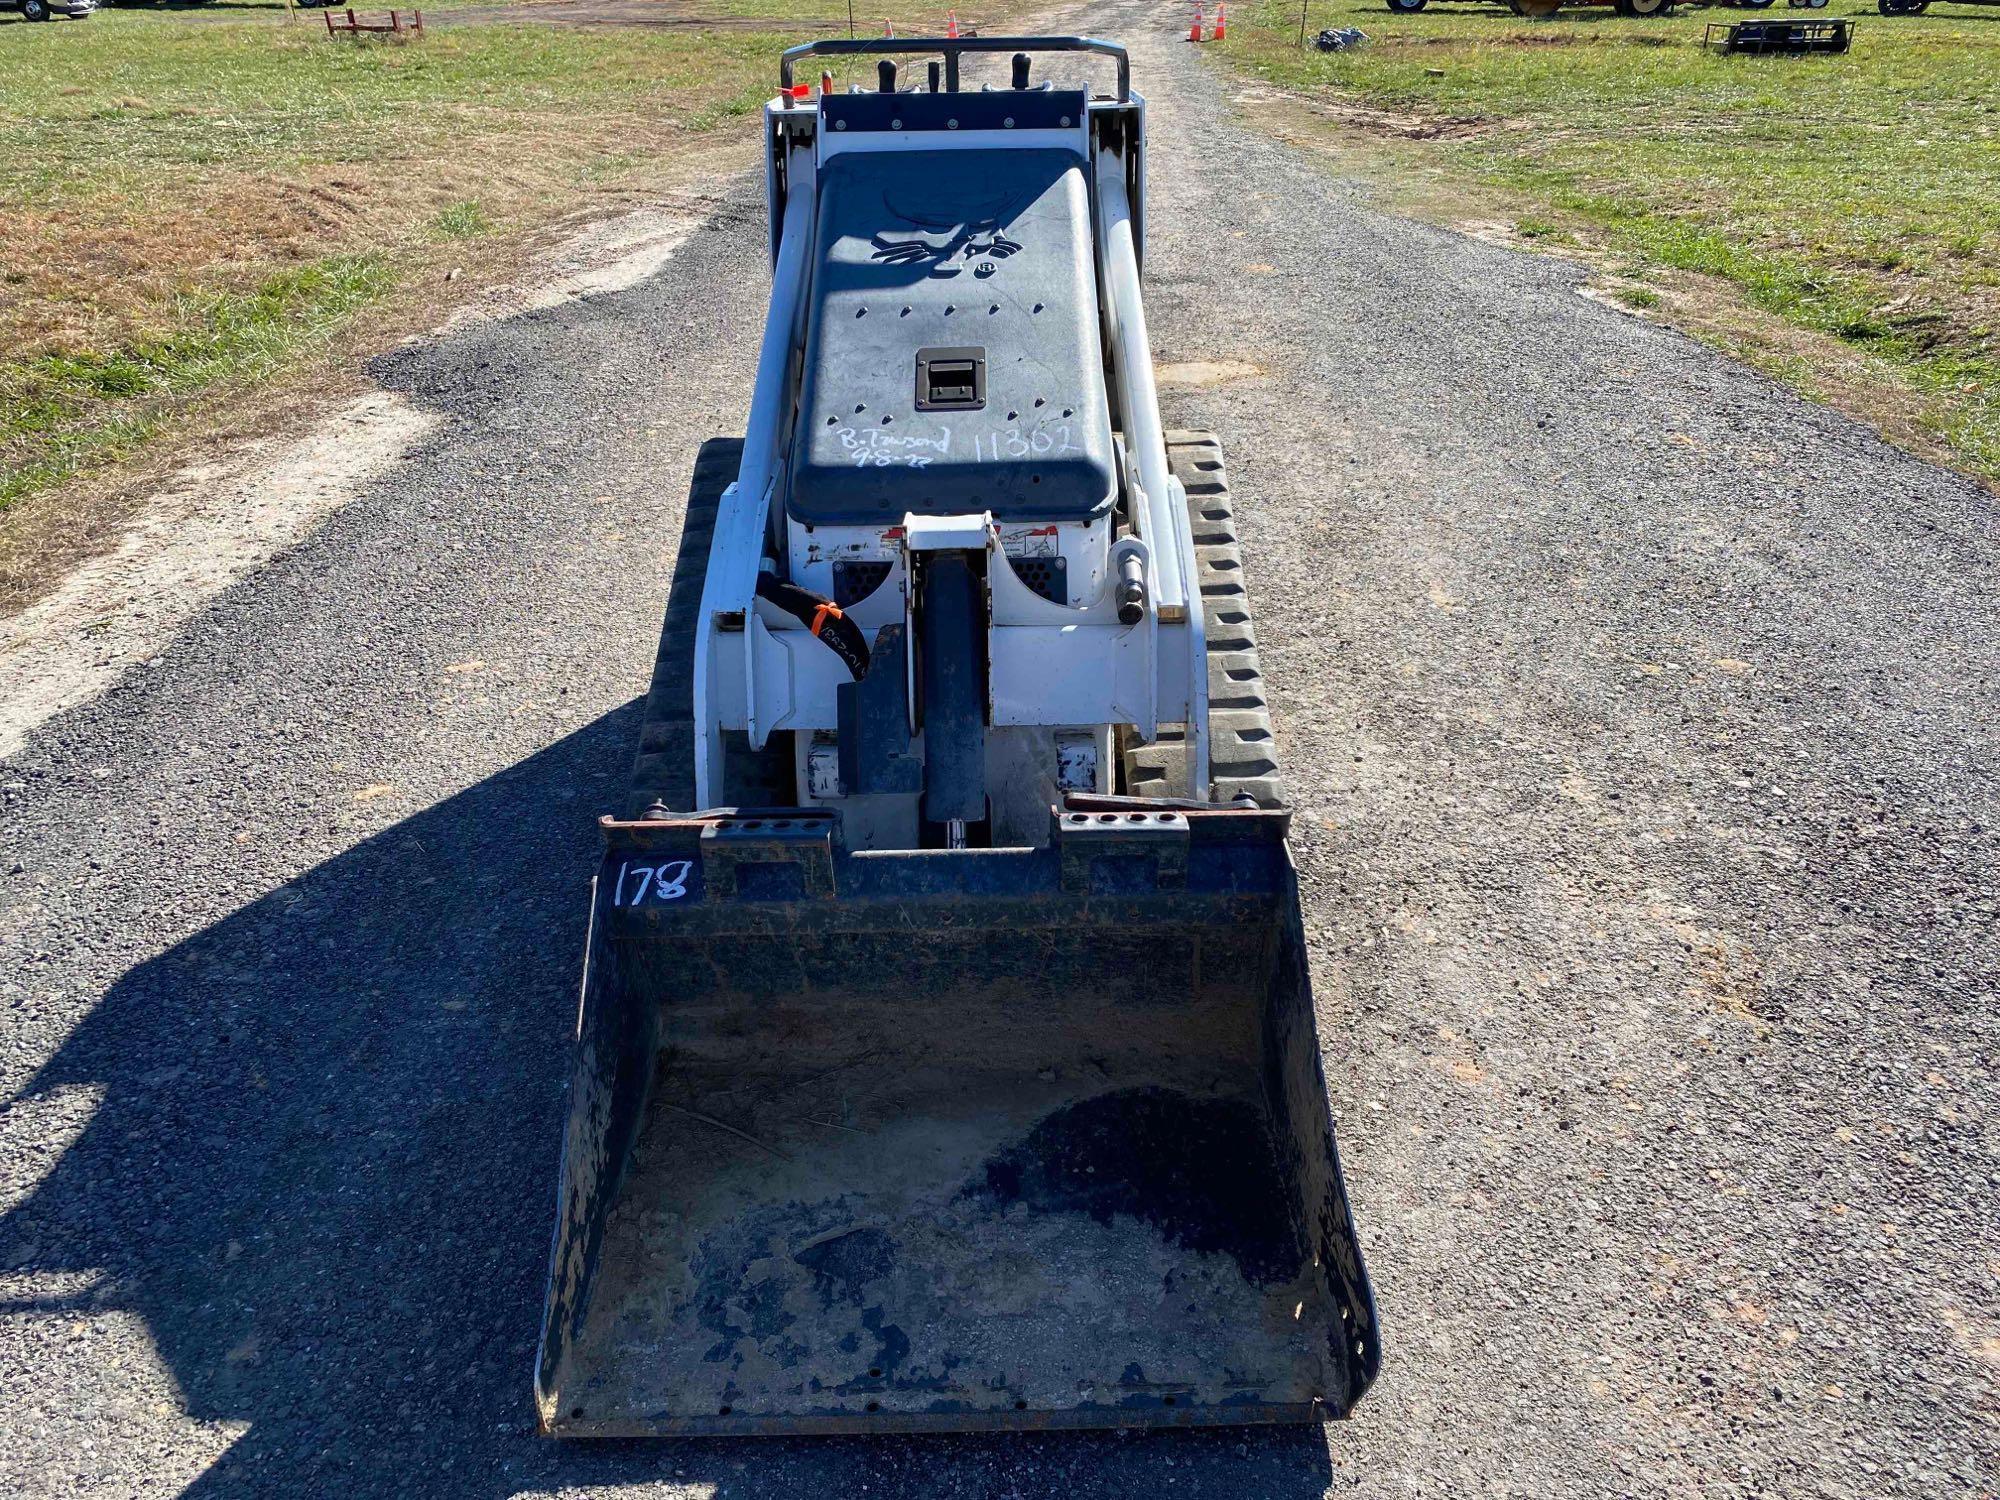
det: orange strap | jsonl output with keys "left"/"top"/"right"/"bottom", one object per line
{"left": 809, "top": 601, "right": 844, "bottom": 637}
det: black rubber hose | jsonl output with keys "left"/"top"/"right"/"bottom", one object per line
{"left": 754, "top": 573, "right": 871, "bottom": 680}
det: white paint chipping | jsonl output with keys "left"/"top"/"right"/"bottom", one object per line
{"left": 0, "top": 391, "right": 438, "bottom": 761}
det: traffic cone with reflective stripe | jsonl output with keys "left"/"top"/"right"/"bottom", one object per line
{"left": 1189, "top": 1, "right": 1204, "bottom": 41}
{"left": 945, "top": 8, "right": 959, "bottom": 37}
{"left": 1213, "top": 1, "right": 1226, "bottom": 38}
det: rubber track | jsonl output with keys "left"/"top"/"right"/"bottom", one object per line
{"left": 622, "top": 438, "right": 790, "bottom": 818}
{"left": 1122, "top": 432, "right": 1286, "bottom": 807}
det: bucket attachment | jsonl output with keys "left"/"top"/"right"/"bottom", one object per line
{"left": 536, "top": 803, "right": 1379, "bottom": 1436}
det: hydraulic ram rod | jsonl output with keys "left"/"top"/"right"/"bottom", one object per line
{"left": 1094, "top": 151, "right": 1183, "bottom": 616}
{"left": 1095, "top": 142, "right": 1208, "bottom": 797}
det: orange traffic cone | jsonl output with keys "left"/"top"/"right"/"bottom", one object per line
{"left": 945, "top": 8, "right": 959, "bottom": 37}
{"left": 1189, "top": 1, "right": 1204, "bottom": 41}
{"left": 882, "top": 18, "right": 893, "bottom": 35}
{"left": 1213, "top": 1, "right": 1226, "bottom": 38}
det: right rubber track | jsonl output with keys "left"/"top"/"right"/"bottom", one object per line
{"left": 1122, "top": 431, "right": 1286, "bottom": 807}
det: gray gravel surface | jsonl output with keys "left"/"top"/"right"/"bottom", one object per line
{"left": 3, "top": 3, "right": 1995, "bottom": 1495}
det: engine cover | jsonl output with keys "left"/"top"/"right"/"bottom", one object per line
{"left": 787, "top": 145, "right": 1117, "bottom": 528}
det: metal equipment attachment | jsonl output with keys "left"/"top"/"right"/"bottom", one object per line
{"left": 1703, "top": 16, "right": 1854, "bottom": 50}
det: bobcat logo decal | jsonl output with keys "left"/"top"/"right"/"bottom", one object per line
{"left": 869, "top": 187, "right": 1028, "bottom": 279}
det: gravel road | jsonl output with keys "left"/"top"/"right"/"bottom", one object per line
{"left": 2, "top": 3, "right": 1994, "bottom": 1496}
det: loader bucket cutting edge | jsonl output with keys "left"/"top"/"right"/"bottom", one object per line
{"left": 535, "top": 807, "right": 1379, "bottom": 1437}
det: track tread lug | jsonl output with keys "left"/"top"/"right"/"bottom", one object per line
{"left": 1122, "top": 435, "right": 1287, "bottom": 808}
{"left": 622, "top": 438, "right": 793, "bottom": 818}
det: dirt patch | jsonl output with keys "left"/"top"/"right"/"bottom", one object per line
{"left": 0, "top": 127, "right": 744, "bottom": 617}
{"left": 437, "top": 0, "right": 818, "bottom": 28}
{"left": 1429, "top": 1054, "right": 1489, "bottom": 1087}
{"left": 1666, "top": 921, "right": 1771, "bottom": 1028}
{"left": 1457, "top": 217, "right": 1526, "bottom": 248}
{"left": 1235, "top": 85, "right": 1496, "bottom": 144}
{"left": 6, "top": 166, "right": 407, "bottom": 360}
{"left": 0, "top": 182, "right": 734, "bottom": 753}
{"left": 1601, "top": 265, "right": 1995, "bottom": 489}
{"left": 1240, "top": 93, "right": 1496, "bottom": 145}
{"left": 0, "top": 114, "right": 725, "bottom": 363}
{"left": 1316, "top": 102, "right": 1493, "bottom": 143}
{"left": 438, "top": 187, "right": 747, "bottom": 330}
{"left": 1235, "top": 89, "right": 1996, "bottom": 496}
{"left": 1155, "top": 358, "right": 1264, "bottom": 388}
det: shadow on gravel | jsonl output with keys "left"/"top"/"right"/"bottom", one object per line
{"left": 0, "top": 708, "right": 1337, "bottom": 1499}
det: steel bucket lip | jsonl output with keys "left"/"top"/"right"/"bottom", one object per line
{"left": 597, "top": 797, "right": 1291, "bottom": 846}
{"left": 542, "top": 1397, "right": 1337, "bottom": 1439}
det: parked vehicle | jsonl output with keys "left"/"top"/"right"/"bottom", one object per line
{"left": 1385, "top": 0, "right": 1677, "bottom": 16}
{"left": 10, "top": 0, "right": 95, "bottom": 19}
{"left": 1383, "top": 0, "right": 1830, "bottom": 14}
{"left": 1873, "top": 0, "right": 1994, "bottom": 13}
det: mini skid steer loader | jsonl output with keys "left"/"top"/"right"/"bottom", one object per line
{"left": 536, "top": 35, "right": 1379, "bottom": 1437}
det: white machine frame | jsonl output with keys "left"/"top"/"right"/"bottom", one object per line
{"left": 690, "top": 49, "right": 1209, "bottom": 820}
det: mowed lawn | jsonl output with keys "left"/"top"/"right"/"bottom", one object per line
{"left": 1221, "top": 0, "right": 2000, "bottom": 483}
{"left": 0, "top": 0, "right": 999, "bottom": 560}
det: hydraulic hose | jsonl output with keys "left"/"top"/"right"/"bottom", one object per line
{"left": 754, "top": 572, "right": 871, "bottom": 680}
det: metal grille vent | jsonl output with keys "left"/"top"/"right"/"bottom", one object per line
{"left": 832, "top": 561, "right": 895, "bottom": 607}
{"left": 1009, "top": 555, "right": 1067, "bottom": 606}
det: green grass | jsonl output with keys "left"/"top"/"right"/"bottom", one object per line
{"left": 431, "top": 199, "right": 492, "bottom": 239}
{"left": 0, "top": 253, "right": 393, "bottom": 507}
{"left": 0, "top": 0, "right": 983, "bottom": 527}
{"left": 1220, "top": 0, "right": 2000, "bottom": 481}
{"left": 1513, "top": 215, "right": 1571, "bottom": 242}
{"left": 0, "top": 9, "right": 801, "bottom": 217}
